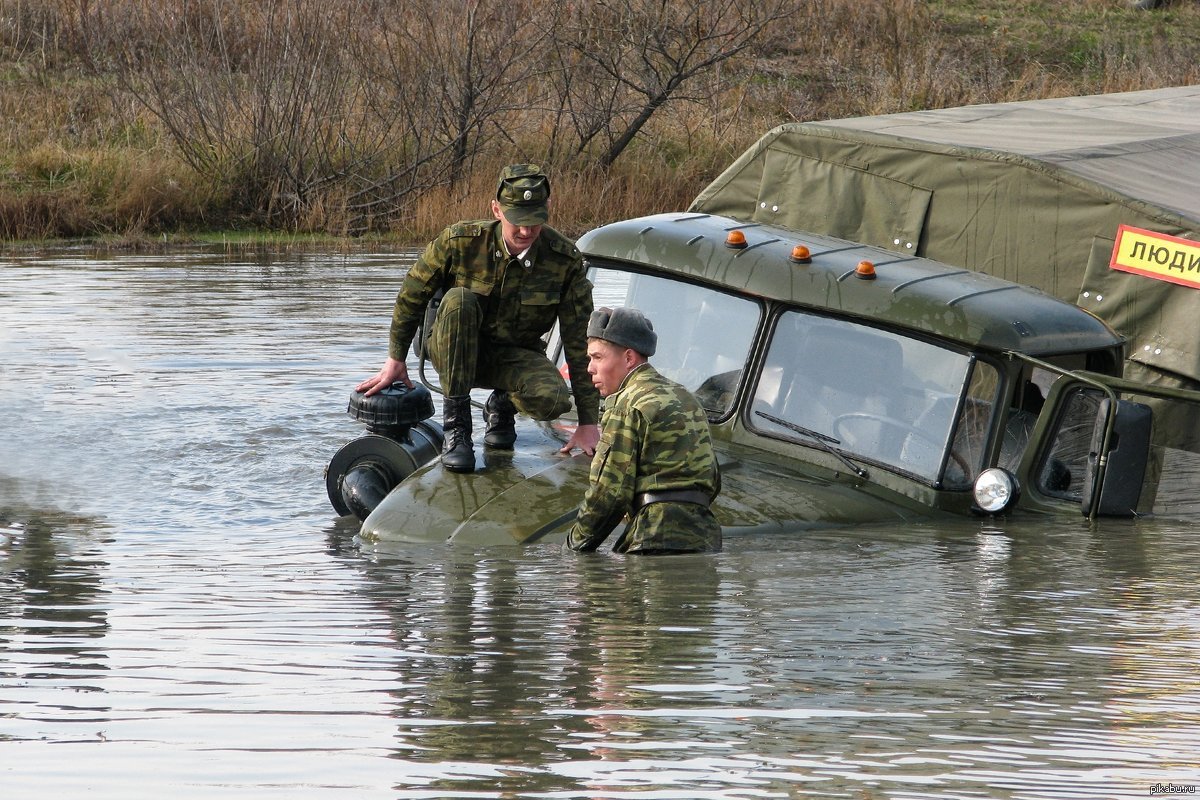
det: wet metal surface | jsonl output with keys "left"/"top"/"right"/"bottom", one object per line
{"left": 2, "top": 252, "right": 1198, "bottom": 798}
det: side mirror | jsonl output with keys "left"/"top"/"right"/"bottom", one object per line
{"left": 1081, "top": 398, "right": 1152, "bottom": 517}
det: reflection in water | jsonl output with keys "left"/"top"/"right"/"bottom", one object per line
{"left": 353, "top": 546, "right": 727, "bottom": 794}
{"left": 1, "top": 252, "right": 1199, "bottom": 799}
{"left": 351, "top": 522, "right": 1200, "bottom": 799}
{"left": 1, "top": 497, "right": 111, "bottom": 731}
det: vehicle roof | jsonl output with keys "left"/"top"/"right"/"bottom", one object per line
{"left": 577, "top": 212, "right": 1123, "bottom": 356}
{"left": 815, "top": 84, "right": 1200, "bottom": 225}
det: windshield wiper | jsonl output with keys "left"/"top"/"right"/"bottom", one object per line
{"left": 754, "top": 410, "right": 869, "bottom": 479}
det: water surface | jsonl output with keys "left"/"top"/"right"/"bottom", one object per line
{"left": 2, "top": 251, "right": 1198, "bottom": 799}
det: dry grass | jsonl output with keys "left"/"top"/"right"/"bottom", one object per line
{"left": 1, "top": 0, "right": 1198, "bottom": 244}
{"left": 407, "top": 154, "right": 722, "bottom": 241}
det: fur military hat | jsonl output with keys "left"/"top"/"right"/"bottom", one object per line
{"left": 496, "top": 163, "right": 550, "bottom": 226}
{"left": 587, "top": 306, "right": 657, "bottom": 357}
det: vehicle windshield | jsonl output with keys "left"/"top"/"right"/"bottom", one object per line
{"left": 582, "top": 267, "right": 982, "bottom": 484}
{"left": 750, "top": 311, "right": 973, "bottom": 482}
{"left": 588, "top": 267, "right": 760, "bottom": 415}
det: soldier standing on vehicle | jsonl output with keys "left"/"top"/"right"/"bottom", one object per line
{"left": 356, "top": 164, "right": 601, "bottom": 473}
{"left": 567, "top": 307, "right": 722, "bottom": 554}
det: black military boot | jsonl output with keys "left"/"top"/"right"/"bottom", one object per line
{"left": 441, "top": 395, "right": 476, "bottom": 473}
{"left": 483, "top": 390, "right": 517, "bottom": 449}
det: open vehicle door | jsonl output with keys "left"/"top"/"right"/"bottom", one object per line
{"left": 1014, "top": 365, "right": 1200, "bottom": 520}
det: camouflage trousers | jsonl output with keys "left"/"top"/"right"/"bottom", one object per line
{"left": 427, "top": 287, "right": 573, "bottom": 420}
{"left": 607, "top": 502, "right": 722, "bottom": 554}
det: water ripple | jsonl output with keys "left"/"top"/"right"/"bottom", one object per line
{"left": 3, "top": 253, "right": 1199, "bottom": 799}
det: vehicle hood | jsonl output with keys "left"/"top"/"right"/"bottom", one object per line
{"left": 359, "top": 424, "right": 930, "bottom": 546}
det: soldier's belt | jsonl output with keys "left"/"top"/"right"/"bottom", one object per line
{"left": 633, "top": 489, "right": 712, "bottom": 510}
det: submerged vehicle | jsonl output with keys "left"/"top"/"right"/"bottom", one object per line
{"left": 328, "top": 207, "right": 1200, "bottom": 544}
{"left": 328, "top": 87, "right": 1200, "bottom": 544}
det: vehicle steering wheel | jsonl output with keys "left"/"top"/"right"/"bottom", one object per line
{"left": 833, "top": 412, "right": 970, "bottom": 475}
{"left": 832, "top": 412, "right": 924, "bottom": 447}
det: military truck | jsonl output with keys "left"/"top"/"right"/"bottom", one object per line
{"left": 327, "top": 211, "right": 1199, "bottom": 544}
{"left": 327, "top": 87, "right": 1200, "bottom": 544}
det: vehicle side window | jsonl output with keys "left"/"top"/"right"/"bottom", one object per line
{"left": 1037, "top": 387, "right": 1100, "bottom": 500}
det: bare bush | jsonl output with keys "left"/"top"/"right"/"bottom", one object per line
{"left": 30, "top": 0, "right": 796, "bottom": 234}
{"left": 84, "top": 0, "right": 571, "bottom": 232}
{"left": 545, "top": 0, "right": 796, "bottom": 168}
{"left": 5, "top": 0, "right": 1199, "bottom": 240}
{"left": 343, "top": 0, "right": 551, "bottom": 233}
{"left": 88, "top": 0, "right": 406, "bottom": 230}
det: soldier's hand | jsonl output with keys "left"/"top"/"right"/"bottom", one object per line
{"left": 356, "top": 357, "right": 412, "bottom": 397}
{"left": 560, "top": 423, "right": 600, "bottom": 456}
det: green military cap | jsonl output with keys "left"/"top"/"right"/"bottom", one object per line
{"left": 587, "top": 306, "right": 657, "bottom": 357}
{"left": 496, "top": 163, "right": 550, "bottom": 226}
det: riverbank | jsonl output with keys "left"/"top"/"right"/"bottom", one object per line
{"left": 2, "top": 0, "right": 1198, "bottom": 247}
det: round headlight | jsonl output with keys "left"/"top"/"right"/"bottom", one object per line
{"left": 973, "top": 467, "right": 1020, "bottom": 515}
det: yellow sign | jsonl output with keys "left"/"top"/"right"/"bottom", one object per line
{"left": 1110, "top": 224, "right": 1200, "bottom": 289}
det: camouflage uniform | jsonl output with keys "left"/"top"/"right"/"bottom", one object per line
{"left": 568, "top": 363, "right": 721, "bottom": 554}
{"left": 387, "top": 220, "right": 600, "bottom": 426}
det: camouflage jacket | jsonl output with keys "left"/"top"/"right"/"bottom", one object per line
{"left": 388, "top": 220, "right": 599, "bottom": 425}
{"left": 568, "top": 364, "right": 721, "bottom": 553}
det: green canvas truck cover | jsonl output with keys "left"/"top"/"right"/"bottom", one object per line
{"left": 690, "top": 85, "right": 1200, "bottom": 426}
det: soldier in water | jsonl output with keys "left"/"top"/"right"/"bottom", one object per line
{"left": 568, "top": 306, "right": 722, "bottom": 554}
